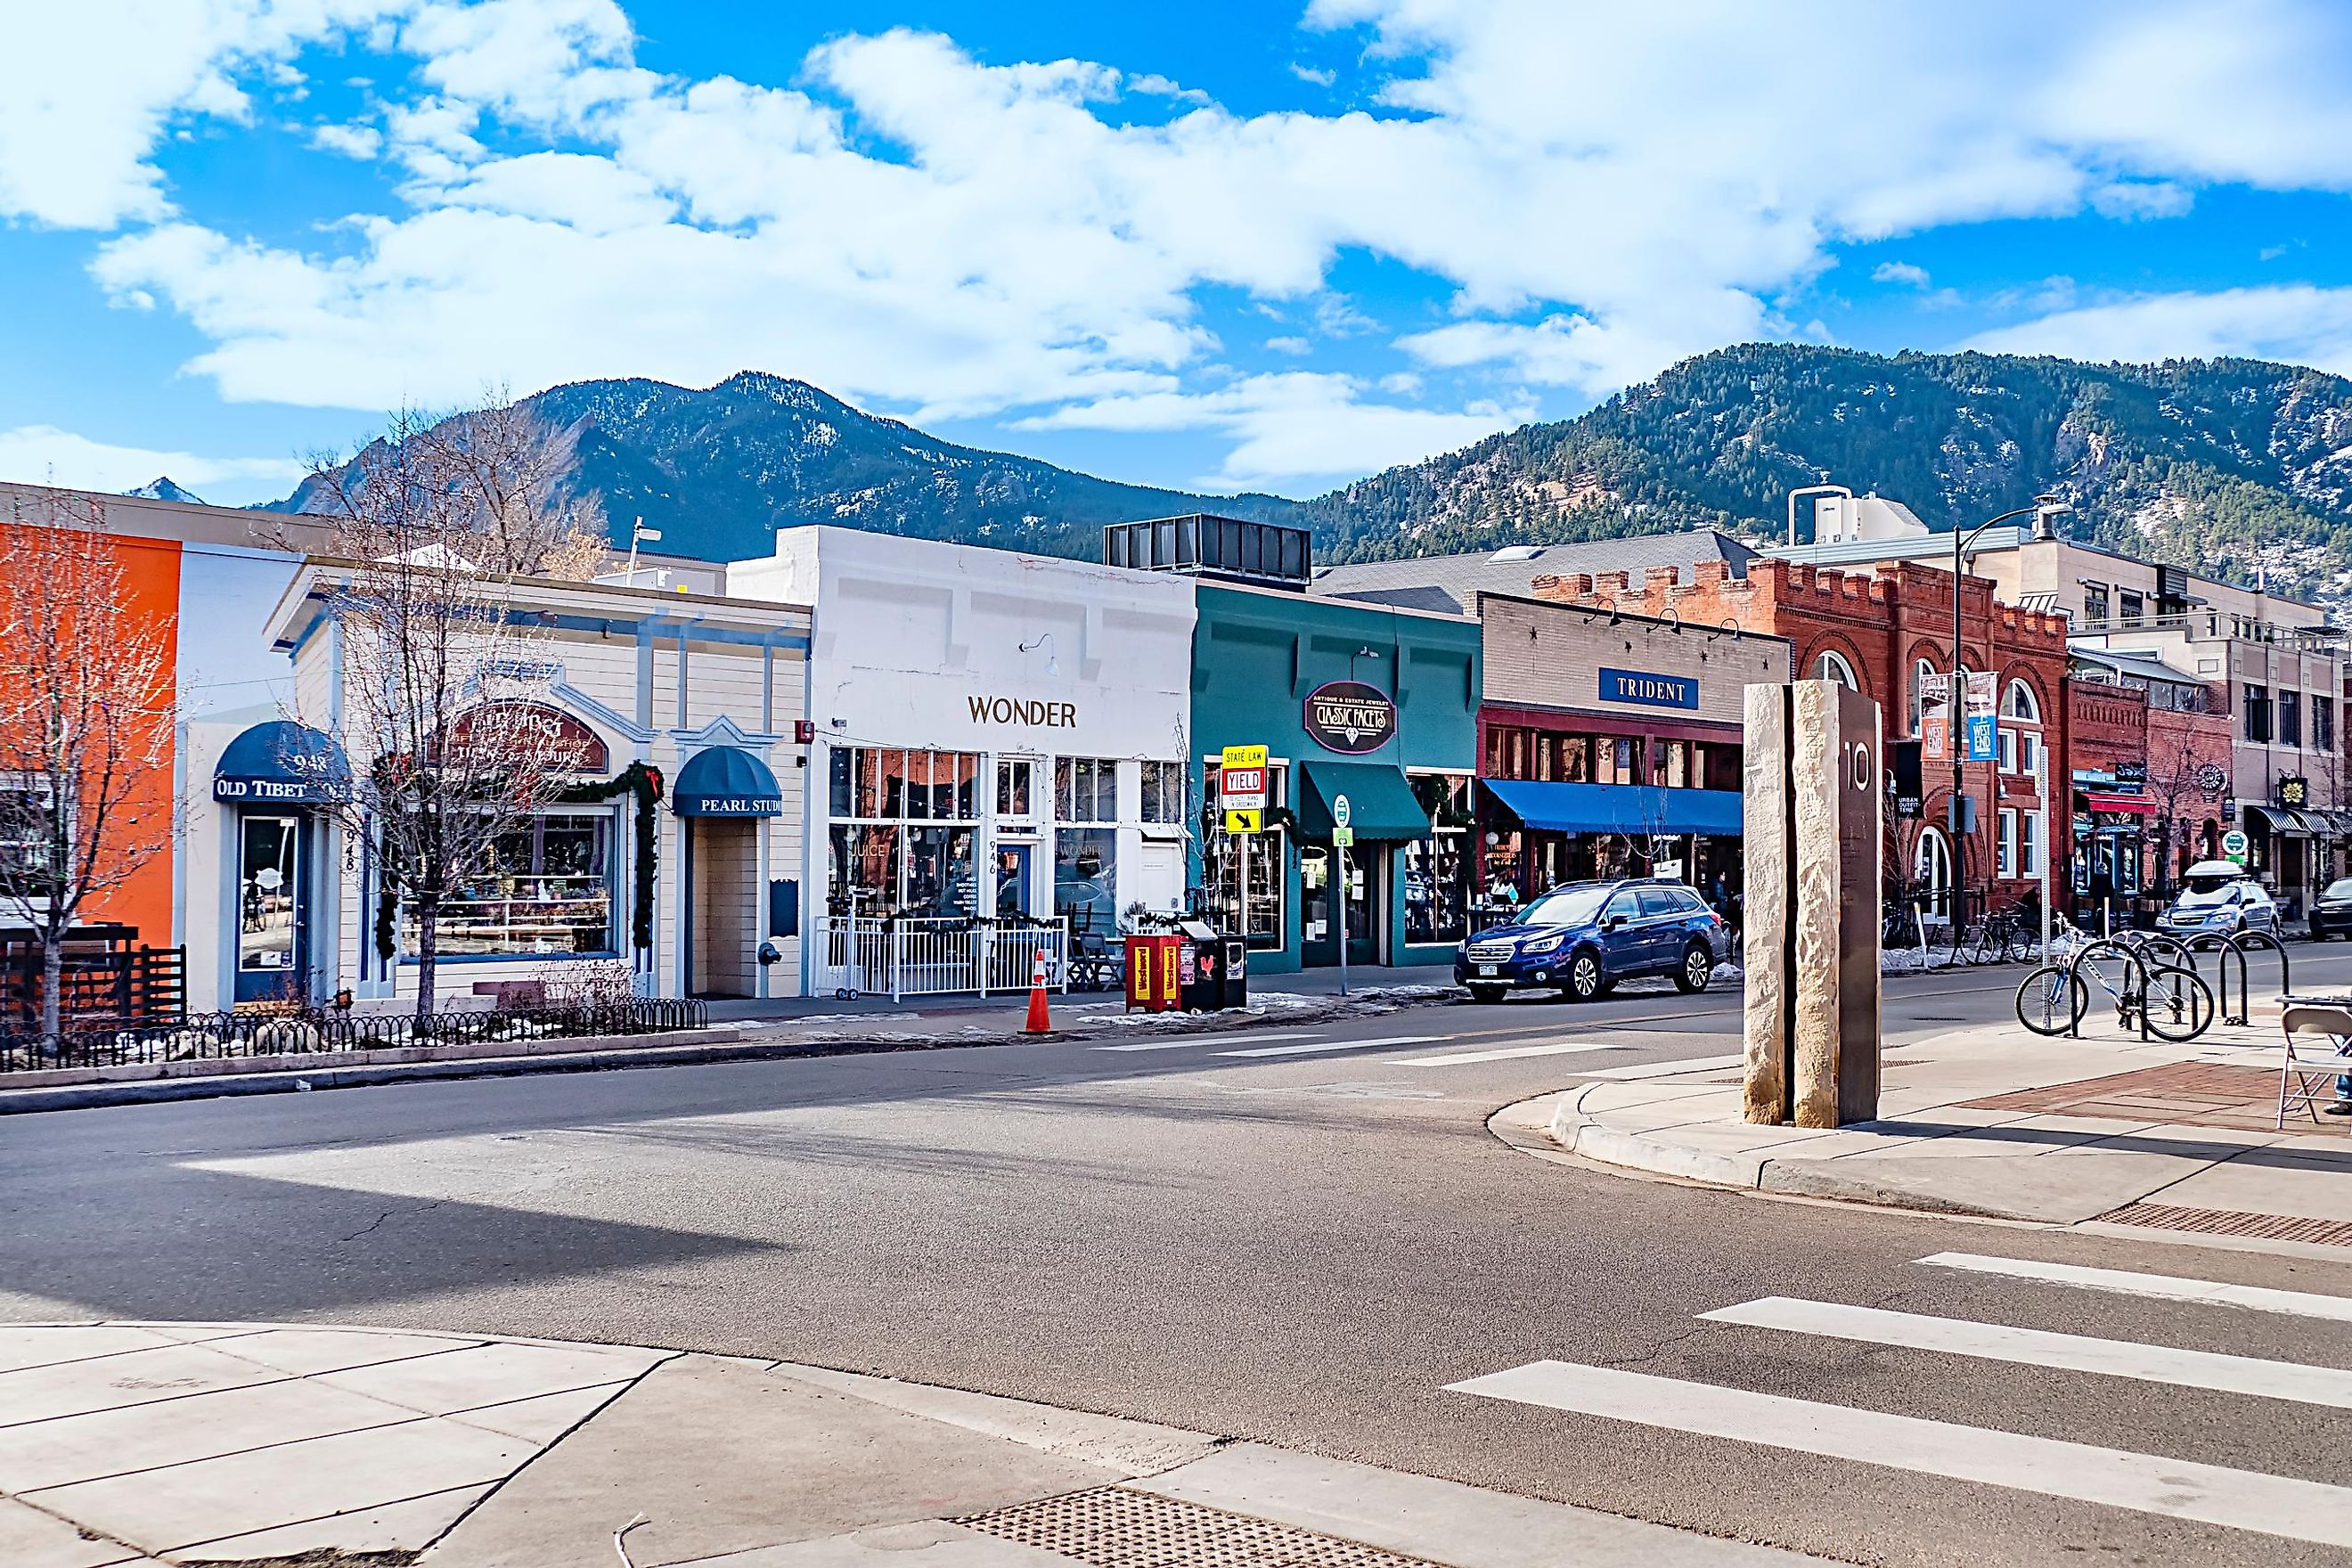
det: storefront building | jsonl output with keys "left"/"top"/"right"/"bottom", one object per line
{"left": 1189, "top": 583, "right": 1481, "bottom": 972}
{"left": 1464, "top": 592, "right": 1790, "bottom": 905}
{"left": 725, "top": 527, "right": 1198, "bottom": 991}
{"left": 258, "top": 565, "right": 811, "bottom": 1010}
{"left": 2064, "top": 650, "right": 2235, "bottom": 919}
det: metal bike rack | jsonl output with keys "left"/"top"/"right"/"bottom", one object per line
{"left": 2233, "top": 928, "right": 2291, "bottom": 1012}
{"left": 2063, "top": 941, "right": 2151, "bottom": 1041}
{"left": 2203, "top": 936, "right": 2254, "bottom": 1026}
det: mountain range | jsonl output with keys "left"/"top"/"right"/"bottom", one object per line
{"left": 256, "top": 346, "right": 2352, "bottom": 614}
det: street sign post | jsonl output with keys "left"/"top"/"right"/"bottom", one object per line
{"left": 1333, "top": 794, "right": 1352, "bottom": 997}
{"left": 1219, "top": 745, "right": 1270, "bottom": 951}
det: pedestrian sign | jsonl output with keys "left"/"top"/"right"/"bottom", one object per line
{"left": 1332, "top": 826, "right": 1354, "bottom": 848}
{"left": 1223, "top": 808, "right": 1262, "bottom": 835}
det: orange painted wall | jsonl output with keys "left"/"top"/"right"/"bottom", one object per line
{"left": 0, "top": 523, "right": 184, "bottom": 944}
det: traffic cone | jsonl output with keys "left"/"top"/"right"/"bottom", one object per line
{"left": 1023, "top": 948, "right": 1052, "bottom": 1034}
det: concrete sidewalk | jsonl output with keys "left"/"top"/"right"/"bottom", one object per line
{"left": 1523, "top": 1007, "right": 2352, "bottom": 1251}
{"left": 0, "top": 1321, "right": 1821, "bottom": 1568}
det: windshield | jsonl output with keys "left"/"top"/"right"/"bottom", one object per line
{"left": 2176, "top": 881, "right": 2242, "bottom": 907}
{"left": 1520, "top": 886, "right": 1614, "bottom": 927}
{"left": 2327, "top": 879, "right": 2352, "bottom": 902}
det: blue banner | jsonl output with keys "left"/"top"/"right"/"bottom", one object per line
{"left": 1965, "top": 715, "right": 1998, "bottom": 762}
{"left": 1598, "top": 668, "right": 1699, "bottom": 710}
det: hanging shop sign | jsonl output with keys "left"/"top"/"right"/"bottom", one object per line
{"left": 2279, "top": 774, "right": 2310, "bottom": 809}
{"left": 1598, "top": 668, "right": 1699, "bottom": 711}
{"left": 1920, "top": 672, "right": 1950, "bottom": 762}
{"left": 1303, "top": 681, "right": 1396, "bottom": 755}
{"left": 2196, "top": 763, "right": 2226, "bottom": 800}
{"left": 1963, "top": 671, "right": 1998, "bottom": 764}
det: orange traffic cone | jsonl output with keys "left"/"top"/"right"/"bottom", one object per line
{"left": 1023, "top": 948, "right": 1052, "bottom": 1034}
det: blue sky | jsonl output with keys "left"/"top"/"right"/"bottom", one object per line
{"left": 4, "top": 1, "right": 2352, "bottom": 506}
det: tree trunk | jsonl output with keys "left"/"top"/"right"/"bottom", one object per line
{"left": 38, "top": 932, "right": 62, "bottom": 1049}
{"left": 414, "top": 891, "right": 438, "bottom": 1022}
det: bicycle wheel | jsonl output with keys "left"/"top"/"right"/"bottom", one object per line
{"left": 2136, "top": 963, "right": 2214, "bottom": 1043}
{"left": 2015, "top": 965, "right": 2087, "bottom": 1035}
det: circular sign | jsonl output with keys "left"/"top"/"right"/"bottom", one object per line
{"left": 255, "top": 868, "right": 283, "bottom": 891}
{"left": 1303, "top": 680, "right": 1397, "bottom": 755}
{"left": 2195, "top": 763, "right": 2225, "bottom": 799}
{"left": 2221, "top": 829, "right": 2250, "bottom": 859}
{"left": 1333, "top": 794, "right": 1352, "bottom": 829}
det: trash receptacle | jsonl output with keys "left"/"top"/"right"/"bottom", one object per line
{"left": 1125, "top": 932, "right": 1181, "bottom": 1012}
{"left": 1175, "top": 919, "right": 1222, "bottom": 1010}
{"left": 1219, "top": 935, "right": 1247, "bottom": 1009}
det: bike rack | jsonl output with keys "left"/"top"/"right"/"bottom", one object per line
{"left": 2198, "top": 936, "right": 2252, "bottom": 1026}
{"left": 2062, "top": 941, "right": 2152, "bottom": 1041}
{"left": 2232, "top": 929, "right": 2291, "bottom": 1009}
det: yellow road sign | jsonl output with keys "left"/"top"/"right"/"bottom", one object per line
{"left": 1221, "top": 744, "right": 1268, "bottom": 770}
{"left": 1223, "top": 809, "right": 1262, "bottom": 835}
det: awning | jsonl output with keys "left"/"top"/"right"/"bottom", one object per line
{"left": 1296, "top": 760, "right": 1429, "bottom": 840}
{"left": 212, "top": 721, "right": 347, "bottom": 804}
{"left": 673, "top": 746, "right": 783, "bottom": 817}
{"left": 1482, "top": 779, "right": 1744, "bottom": 837}
{"left": 2084, "top": 793, "right": 2154, "bottom": 815}
{"left": 2243, "top": 804, "right": 2312, "bottom": 838}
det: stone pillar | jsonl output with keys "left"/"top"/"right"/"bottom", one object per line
{"left": 1744, "top": 680, "right": 1883, "bottom": 1127}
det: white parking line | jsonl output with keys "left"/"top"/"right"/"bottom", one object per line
{"left": 1217, "top": 1035, "right": 1445, "bottom": 1058}
{"left": 1393, "top": 1041, "right": 1627, "bottom": 1067}
{"left": 1702, "top": 1296, "right": 2352, "bottom": 1408}
{"left": 1919, "top": 1254, "right": 2352, "bottom": 1323}
{"left": 1448, "top": 1360, "right": 2352, "bottom": 1549}
{"left": 1092, "top": 1031, "right": 1319, "bottom": 1053}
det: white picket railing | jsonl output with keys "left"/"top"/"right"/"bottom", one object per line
{"left": 811, "top": 916, "right": 1069, "bottom": 1001}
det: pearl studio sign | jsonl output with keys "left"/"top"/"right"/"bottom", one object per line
{"left": 1303, "top": 680, "right": 1397, "bottom": 755}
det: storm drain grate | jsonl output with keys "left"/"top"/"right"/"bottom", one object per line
{"left": 953, "top": 1485, "right": 1444, "bottom": 1568}
{"left": 2097, "top": 1201, "right": 2352, "bottom": 1248}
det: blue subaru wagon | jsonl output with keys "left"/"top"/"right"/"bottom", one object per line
{"left": 1456, "top": 878, "right": 1729, "bottom": 1003}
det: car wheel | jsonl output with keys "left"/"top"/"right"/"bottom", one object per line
{"left": 1467, "top": 984, "right": 1506, "bottom": 1005}
{"left": 1565, "top": 950, "right": 1605, "bottom": 1002}
{"left": 1674, "top": 942, "right": 1712, "bottom": 993}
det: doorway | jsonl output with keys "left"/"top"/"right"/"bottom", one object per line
{"left": 993, "top": 844, "right": 1032, "bottom": 919}
{"left": 689, "top": 817, "right": 758, "bottom": 998}
{"left": 234, "top": 813, "right": 306, "bottom": 1004}
{"left": 1301, "top": 843, "right": 1382, "bottom": 968}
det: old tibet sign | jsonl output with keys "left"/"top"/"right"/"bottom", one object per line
{"left": 1303, "top": 680, "right": 1396, "bottom": 755}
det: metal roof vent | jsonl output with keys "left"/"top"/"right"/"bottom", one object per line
{"left": 1489, "top": 545, "right": 1545, "bottom": 562}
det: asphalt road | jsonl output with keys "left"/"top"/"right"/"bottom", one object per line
{"left": 5, "top": 955, "right": 2352, "bottom": 1567}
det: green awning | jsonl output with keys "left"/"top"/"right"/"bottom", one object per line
{"left": 1297, "top": 760, "right": 1430, "bottom": 839}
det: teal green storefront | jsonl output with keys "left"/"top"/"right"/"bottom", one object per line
{"left": 1190, "top": 584, "right": 1482, "bottom": 973}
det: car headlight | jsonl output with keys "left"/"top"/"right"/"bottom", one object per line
{"left": 1518, "top": 933, "right": 1565, "bottom": 955}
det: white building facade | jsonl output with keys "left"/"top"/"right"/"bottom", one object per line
{"left": 725, "top": 527, "right": 1197, "bottom": 995}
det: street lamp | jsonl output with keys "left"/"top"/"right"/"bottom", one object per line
{"left": 1948, "top": 495, "right": 2069, "bottom": 946}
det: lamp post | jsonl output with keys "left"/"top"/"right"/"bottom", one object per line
{"left": 1948, "top": 495, "right": 2069, "bottom": 946}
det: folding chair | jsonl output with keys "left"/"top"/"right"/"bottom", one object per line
{"left": 2277, "top": 1005, "right": 2352, "bottom": 1129}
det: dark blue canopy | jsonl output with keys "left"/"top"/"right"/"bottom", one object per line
{"left": 213, "top": 721, "right": 347, "bottom": 804}
{"left": 1483, "top": 779, "right": 1742, "bottom": 837}
{"left": 674, "top": 746, "right": 784, "bottom": 817}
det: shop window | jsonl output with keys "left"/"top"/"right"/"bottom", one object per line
{"left": 1594, "top": 736, "right": 1642, "bottom": 786}
{"left": 2083, "top": 584, "right": 2110, "bottom": 625}
{"left": 1056, "top": 756, "right": 1118, "bottom": 823}
{"left": 411, "top": 810, "right": 616, "bottom": 957}
{"left": 1652, "top": 739, "right": 1689, "bottom": 788}
{"left": 1140, "top": 760, "right": 1185, "bottom": 825}
{"left": 2119, "top": 590, "right": 2144, "bottom": 626}
{"left": 1404, "top": 772, "right": 1472, "bottom": 945}
{"left": 2317, "top": 698, "right": 2336, "bottom": 754}
{"left": 904, "top": 826, "right": 979, "bottom": 916}
{"left": 1054, "top": 828, "right": 1118, "bottom": 933}
{"left": 2246, "top": 685, "right": 2272, "bottom": 744}
{"left": 1997, "top": 808, "right": 2016, "bottom": 878}
{"left": 829, "top": 748, "right": 982, "bottom": 917}
{"left": 2281, "top": 691, "right": 2302, "bottom": 748}
{"left": 996, "top": 757, "right": 1034, "bottom": 818}
{"left": 0, "top": 773, "right": 58, "bottom": 896}
{"left": 2022, "top": 811, "right": 2043, "bottom": 877}
{"left": 1205, "top": 763, "right": 1286, "bottom": 948}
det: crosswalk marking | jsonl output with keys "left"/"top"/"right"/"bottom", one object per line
{"left": 1448, "top": 1360, "right": 2352, "bottom": 1548}
{"left": 1701, "top": 1296, "right": 2352, "bottom": 1409}
{"left": 1092, "top": 1031, "right": 1317, "bottom": 1053}
{"left": 1392, "top": 1041, "right": 1627, "bottom": 1067}
{"left": 1572, "top": 1052, "right": 1744, "bottom": 1081}
{"left": 1920, "top": 1253, "right": 2352, "bottom": 1323}
{"left": 1216, "top": 1035, "right": 1445, "bottom": 1058}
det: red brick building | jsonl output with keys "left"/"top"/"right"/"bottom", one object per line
{"left": 1531, "top": 557, "right": 2070, "bottom": 923}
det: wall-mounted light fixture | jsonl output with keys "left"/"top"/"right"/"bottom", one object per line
{"left": 1019, "top": 633, "right": 1059, "bottom": 676}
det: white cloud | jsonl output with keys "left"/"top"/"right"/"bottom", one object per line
{"left": 0, "top": 423, "right": 305, "bottom": 498}
{"left": 1966, "top": 283, "right": 2352, "bottom": 376}
{"left": 1873, "top": 261, "right": 1931, "bottom": 288}
{"left": 1288, "top": 63, "right": 1336, "bottom": 86}
{"left": 311, "top": 120, "right": 384, "bottom": 159}
{"left": 1397, "top": 295, "right": 1770, "bottom": 397}
{"left": 1265, "top": 336, "right": 1312, "bottom": 355}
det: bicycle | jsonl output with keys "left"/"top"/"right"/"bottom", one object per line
{"left": 2014, "top": 938, "right": 2213, "bottom": 1041}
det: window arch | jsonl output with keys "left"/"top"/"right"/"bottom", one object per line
{"left": 2004, "top": 678, "right": 2041, "bottom": 723}
{"left": 1814, "top": 649, "right": 1858, "bottom": 690}
{"left": 1910, "top": 657, "right": 1936, "bottom": 735}
{"left": 1913, "top": 828, "right": 1952, "bottom": 924}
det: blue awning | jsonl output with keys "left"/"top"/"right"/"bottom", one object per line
{"left": 674, "top": 745, "right": 783, "bottom": 817}
{"left": 1482, "top": 779, "right": 1743, "bottom": 837}
{"left": 213, "top": 721, "right": 347, "bottom": 804}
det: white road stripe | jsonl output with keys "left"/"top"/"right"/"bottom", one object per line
{"left": 1394, "top": 1041, "right": 1628, "bottom": 1067}
{"left": 1448, "top": 1360, "right": 2352, "bottom": 1548}
{"left": 1702, "top": 1296, "right": 2352, "bottom": 1409}
{"left": 1218, "top": 1035, "right": 1445, "bottom": 1058}
{"left": 1920, "top": 1254, "right": 2352, "bottom": 1324}
{"left": 1572, "top": 1052, "right": 1744, "bottom": 1081}
{"left": 1092, "top": 1031, "right": 1319, "bottom": 1053}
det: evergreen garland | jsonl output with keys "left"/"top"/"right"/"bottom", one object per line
{"left": 558, "top": 761, "right": 665, "bottom": 950}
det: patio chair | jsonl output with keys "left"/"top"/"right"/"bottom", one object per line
{"left": 2276, "top": 1005, "right": 2352, "bottom": 1129}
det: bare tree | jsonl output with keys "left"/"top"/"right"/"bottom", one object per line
{"left": 302, "top": 404, "right": 609, "bottom": 1017}
{"left": 0, "top": 494, "right": 177, "bottom": 1042}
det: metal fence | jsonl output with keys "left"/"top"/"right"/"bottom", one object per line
{"left": 812, "top": 916, "right": 1069, "bottom": 1000}
{"left": 0, "top": 997, "right": 710, "bottom": 1074}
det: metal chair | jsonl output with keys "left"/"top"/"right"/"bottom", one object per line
{"left": 2276, "top": 1005, "right": 2352, "bottom": 1129}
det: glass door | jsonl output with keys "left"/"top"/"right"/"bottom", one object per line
{"left": 1301, "top": 845, "right": 1380, "bottom": 968}
{"left": 234, "top": 813, "right": 305, "bottom": 1003}
{"left": 993, "top": 845, "right": 1031, "bottom": 918}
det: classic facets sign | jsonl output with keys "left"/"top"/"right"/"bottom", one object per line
{"left": 1303, "top": 681, "right": 1395, "bottom": 754}
{"left": 1598, "top": 668, "right": 1698, "bottom": 710}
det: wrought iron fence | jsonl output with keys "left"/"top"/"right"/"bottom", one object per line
{"left": 811, "top": 915, "right": 1068, "bottom": 1000}
{"left": 0, "top": 997, "right": 710, "bottom": 1074}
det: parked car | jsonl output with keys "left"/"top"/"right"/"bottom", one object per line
{"left": 2156, "top": 861, "right": 2278, "bottom": 943}
{"left": 2309, "top": 878, "right": 2352, "bottom": 941}
{"left": 1455, "top": 878, "right": 1730, "bottom": 1003}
